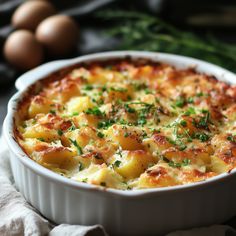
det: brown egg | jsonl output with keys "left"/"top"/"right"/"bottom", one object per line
{"left": 36, "top": 15, "right": 78, "bottom": 56}
{"left": 12, "top": 0, "right": 56, "bottom": 31}
{"left": 4, "top": 30, "right": 44, "bottom": 70}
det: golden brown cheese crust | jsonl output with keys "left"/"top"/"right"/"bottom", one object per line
{"left": 15, "top": 59, "right": 236, "bottom": 190}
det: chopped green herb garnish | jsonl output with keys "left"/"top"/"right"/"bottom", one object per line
{"left": 102, "top": 85, "right": 107, "bottom": 92}
{"left": 165, "top": 158, "right": 191, "bottom": 168}
{"left": 82, "top": 178, "right": 88, "bottom": 183}
{"left": 37, "top": 138, "right": 45, "bottom": 142}
{"left": 124, "top": 104, "right": 136, "bottom": 113}
{"left": 180, "top": 120, "right": 187, "bottom": 127}
{"left": 69, "top": 139, "right": 83, "bottom": 155}
{"left": 132, "top": 82, "right": 147, "bottom": 91}
{"left": 175, "top": 97, "right": 185, "bottom": 108}
{"left": 196, "top": 92, "right": 204, "bottom": 97}
{"left": 113, "top": 160, "right": 121, "bottom": 167}
{"left": 72, "top": 112, "right": 79, "bottom": 116}
{"left": 97, "top": 132, "right": 104, "bottom": 138}
{"left": 194, "top": 111, "right": 210, "bottom": 129}
{"left": 78, "top": 162, "right": 84, "bottom": 171}
{"left": 84, "top": 84, "right": 93, "bottom": 90}
{"left": 187, "top": 97, "right": 194, "bottom": 104}
{"left": 68, "top": 123, "right": 77, "bottom": 131}
{"left": 124, "top": 132, "right": 129, "bottom": 137}
{"left": 182, "top": 158, "right": 191, "bottom": 166}
{"left": 144, "top": 88, "right": 152, "bottom": 94}
{"left": 116, "top": 148, "right": 123, "bottom": 158}
{"left": 184, "top": 107, "right": 196, "bottom": 116}
{"left": 85, "top": 107, "right": 104, "bottom": 116}
{"left": 57, "top": 129, "right": 63, "bottom": 136}
{"left": 193, "top": 132, "right": 209, "bottom": 142}
{"left": 137, "top": 117, "right": 147, "bottom": 126}
{"left": 227, "top": 135, "right": 236, "bottom": 143}
{"left": 49, "top": 109, "right": 56, "bottom": 115}
{"left": 97, "top": 119, "right": 115, "bottom": 129}
{"left": 178, "top": 144, "right": 187, "bottom": 151}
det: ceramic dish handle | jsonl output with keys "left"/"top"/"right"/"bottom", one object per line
{"left": 15, "top": 59, "right": 72, "bottom": 91}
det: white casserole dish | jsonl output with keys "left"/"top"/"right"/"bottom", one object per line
{"left": 3, "top": 51, "right": 236, "bottom": 236}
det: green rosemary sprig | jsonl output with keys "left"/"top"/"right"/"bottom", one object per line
{"left": 97, "top": 10, "right": 236, "bottom": 72}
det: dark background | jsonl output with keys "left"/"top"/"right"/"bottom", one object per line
{"left": 0, "top": 0, "right": 236, "bottom": 130}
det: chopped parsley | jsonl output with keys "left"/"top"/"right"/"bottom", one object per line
{"left": 144, "top": 88, "right": 152, "bottom": 94}
{"left": 166, "top": 137, "right": 187, "bottom": 151}
{"left": 49, "top": 109, "right": 56, "bottom": 115}
{"left": 132, "top": 82, "right": 147, "bottom": 91}
{"left": 175, "top": 97, "right": 185, "bottom": 108}
{"left": 113, "top": 160, "right": 121, "bottom": 168}
{"left": 124, "top": 104, "right": 135, "bottom": 113}
{"left": 227, "top": 135, "right": 236, "bottom": 143}
{"left": 193, "top": 132, "right": 209, "bottom": 142}
{"left": 69, "top": 139, "right": 83, "bottom": 155}
{"left": 37, "top": 138, "right": 45, "bottom": 142}
{"left": 187, "top": 97, "right": 194, "bottom": 104}
{"left": 68, "top": 123, "right": 77, "bottom": 131}
{"left": 85, "top": 107, "right": 104, "bottom": 116}
{"left": 194, "top": 111, "right": 210, "bottom": 129}
{"left": 97, "top": 132, "right": 104, "bottom": 138}
{"left": 124, "top": 132, "right": 129, "bottom": 137}
{"left": 196, "top": 92, "right": 204, "bottom": 97}
{"left": 180, "top": 120, "right": 187, "bottom": 127}
{"left": 116, "top": 148, "right": 123, "bottom": 158}
{"left": 78, "top": 162, "right": 84, "bottom": 171}
{"left": 83, "top": 84, "right": 93, "bottom": 90}
{"left": 72, "top": 111, "right": 79, "bottom": 116}
{"left": 97, "top": 119, "right": 115, "bottom": 129}
{"left": 164, "top": 157, "right": 191, "bottom": 168}
{"left": 184, "top": 107, "right": 196, "bottom": 116}
{"left": 57, "top": 129, "right": 63, "bottom": 136}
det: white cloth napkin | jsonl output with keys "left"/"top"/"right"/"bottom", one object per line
{"left": 0, "top": 137, "right": 235, "bottom": 236}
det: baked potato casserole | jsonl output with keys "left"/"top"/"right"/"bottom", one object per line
{"left": 15, "top": 59, "right": 236, "bottom": 190}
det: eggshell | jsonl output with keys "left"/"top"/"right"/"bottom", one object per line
{"left": 4, "top": 30, "right": 44, "bottom": 70}
{"left": 36, "top": 15, "right": 78, "bottom": 56}
{"left": 12, "top": 0, "right": 56, "bottom": 31}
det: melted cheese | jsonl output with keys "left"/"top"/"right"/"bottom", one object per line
{"left": 15, "top": 60, "right": 236, "bottom": 190}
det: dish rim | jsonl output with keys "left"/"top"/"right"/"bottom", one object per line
{"left": 4, "top": 50, "right": 236, "bottom": 198}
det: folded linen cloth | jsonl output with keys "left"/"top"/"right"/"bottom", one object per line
{"left": 0, "top": 136, "right": 235, "bottom": 236}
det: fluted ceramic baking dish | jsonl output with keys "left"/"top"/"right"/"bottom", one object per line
{"left": 3, "top": 51, "right": 236, "bottom": 236}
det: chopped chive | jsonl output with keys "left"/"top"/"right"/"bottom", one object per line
{"left": 84, "top": 84, "right": 93, "bottom": 90}
{"left": 37, "top": 138, "right": 45, "bottom": 142}
{"left": 69, "top": 139, "right": 83, "bottom": 155}
{"left": 72, "top": 111, "right": 79, "bottom": 116}
{"left": 78, "top": 162, "right": 84, "bottom": 171}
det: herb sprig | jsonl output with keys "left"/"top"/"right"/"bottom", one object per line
{"left": 97, "top": 10, "right": 236, "bottom": 72}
